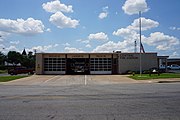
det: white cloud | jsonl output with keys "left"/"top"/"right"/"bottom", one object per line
{"left": 144, "top": 32, "right": 179, "bottom": 51}
{"left": 98, "top": 6, "right": 108, "bottom": 19}
{"left": 0, "top": 18, "right": 45, "bottom": 35}
{"left": 113, "top": 17, "right": 159, "bottom": 40}
{"left": 62, "top": 42, "right": 70, "bottom": 47}
{"left": 32, "top": 44, "right": 59, "bottom": 52}
{"left": 5, "top": 46, "right": 19, "bottom": 52}
{"left": 10, "top": 41, "right": 20, "bottom": 45}
{"left": 85, "top": 44, "right": 91, "bottom": 48}
{"left": 99, "top": 12, "right": 108, "bottom": 19}
{"left": 42, "top": 0, "right": 79, "bottom": 29}
{"left": 46, "top": 28, "right": 51, "bottom": 32}
{"left": 88, "top": 32, "right": 108, "bottom": 41}
{"left": 42, "top": 0, "right": 73, "bottom": 13}
{"left": 0, "top": 44, "right": 5, "bottom": 50}
{"left": 113, "top": 28, "right": 138, "bottom": 39}
{"left": 128, "top": 17, "right": 159, "bottom": 31}
{"left": 49, "top": 12, "right": 79, "bottom": 28}
{"left": 93, "top": 40, "right": 134, "bottom": 53}
{"left": 64, "top": 47, "right": 84, "bottom": 53}
{"left": 54, "top": 44, "right": 59, "bottom": 47}
{"left": 0, "top": 31, "right": 10, "bottom": 37}
{"left": 102, "top": 6, "right": 109, "bottom": 11}
{"left": 171, "top": 52, "right": 179, "bottom": 58}
{"left": 77, "top": 39, "right": 90, "bottom": 44}
{"left": 169, "top": 26, "right": 180, "bottom": 31}
{"left": 122, "top": 0, "right": 149, "bottom": 15}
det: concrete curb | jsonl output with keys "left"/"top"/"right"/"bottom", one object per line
{"left": 157, "top": 81, "right": 180, "bottom": 83}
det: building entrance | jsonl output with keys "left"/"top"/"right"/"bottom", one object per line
{"left": 66, "top": 58, "right": 89, "bottom": 74}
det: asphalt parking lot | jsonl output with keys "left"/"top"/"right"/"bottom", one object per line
{"left": 2, "top": 75, "right": 139, "bottom": 86}
{"left": 1, "top": 75, "right": 180, "bottom": 120}
{"left": 1, "top": 79, "right": 180, "bottom": 120}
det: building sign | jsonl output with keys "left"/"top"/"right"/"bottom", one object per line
{"left": 67, "top": 54, "right": 88, "bottom": 58}
{"left": 120, "top": 54, "right": 138, "bottom": 59}
{"left": 91, "top": 54, "right": 111, "bottom": 58}
{"left": 45, "top": 54, "right": 66, "bottom": 58}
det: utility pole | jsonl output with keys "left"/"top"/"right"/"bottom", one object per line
{"left": 139, "top": 11, "right": 142, "bottom": 76}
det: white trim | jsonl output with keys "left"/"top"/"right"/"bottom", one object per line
{"left": 44, "top": 71, "right": 65, "bottom": 74}
{"left": 90, "top": 71, "right": 112, "bottom": 74}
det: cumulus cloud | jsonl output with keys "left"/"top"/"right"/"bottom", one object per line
{"left": 144, "top": 32, "right": 179, "bottom": 51}
{"left": 98, "top": 6, "right": 109, "bottom": 19}
{"left": 42, "top": 0, "right": 79, "bottom": 29}
{"left": 172, "top": 52, "right": 180, "bottom": 57}
{"left": 88, "top": 32, "right": 108, "bottom": 41}
{"left": 112, "top": 17, "right": 159, "bottom": 52}
{"left": 5, "top": 46, "right": 19, "bottom": 52}
{"left": 99, "top": 12, "right": 108, "bottom": 19}
{"left": 92, "top": 40, "right": 134, "bottom": 53}
{"left": 128, "top": 17, "right": 159, "bottom": 31}
{"left": 0, "top": 18, "right": 45, "bottom": 35}
{"left": 42, "top": 0, "right": 73, "bottom": 13}
{"left": 32, "top": 44, "right": 59, "bottom": 52}
{"left": 10, "top": 41, "right": 20, "bottom": 45}
{"left": 64, "top": 47, "right": 84, "bottom": 53}
{"left": 62, "top": 42, "right": 70, "bottom": 47}
{"left": 122, "top": 0, "right": 149, "bottom": 15}
{"left": 113, "top": 28, "right": 139, "bottom": 39}
{"left": 76, "top": 39, "right": 90, "bottom": 44}
{"left": 49, "top": 11, "right": 79, "bottom": 28}
{"left": 113, "top": 17, "right": 159, "bottom": 39}
{"left": 46, "top": 28, "right": 51, "bottom": 32}
{"left": 85, "top": 44, "right": 91, "bottom": 48}
{"left": 0, "top": 44, "right": 5, "bottom": 50}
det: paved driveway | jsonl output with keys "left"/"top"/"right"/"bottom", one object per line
{"left": 2, "top": 75, "right": 138, "bottom": 86}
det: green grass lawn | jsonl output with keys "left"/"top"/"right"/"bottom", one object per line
{"left": 129, "top": 73, "right": 180, "bottom": 80}
{"left": 0, "top": 76, "right": 29, "bottom": 82}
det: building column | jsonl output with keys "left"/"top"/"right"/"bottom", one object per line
{"left": 35, "top": 54, "right": 43, "bottom": 75}
{"left": 118, "top": 53, "right": 121, "bottom": 74}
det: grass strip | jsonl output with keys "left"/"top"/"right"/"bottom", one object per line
{"left": 129, "top": 73, "right": 180, "bottom": 80}
{"left": 0, "top": 76, "right": 29, "bottom": 82}
{"left": 0, "top": 70, "right": 7, "bottom": 74}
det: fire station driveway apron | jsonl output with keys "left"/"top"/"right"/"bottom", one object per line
{"left": 2, "top": 75, "right": 138, "bottom": 86}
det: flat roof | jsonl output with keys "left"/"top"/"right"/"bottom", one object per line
{"left": 37, "top": 52, "right": 157, "bottom": 55}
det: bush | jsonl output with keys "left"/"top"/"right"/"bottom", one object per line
{"left": 143, "top": 70, "right": 150, "bottom": 74}
{"left": 0, "top": 65, "right": 6, "bottom": 70}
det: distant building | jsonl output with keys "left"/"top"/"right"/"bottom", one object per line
{"left": 22, "top": 48, "right": 27, "bottom": 56}
{"left": 36, "top": 52, "right": 168, "bottom": 75}
{"left": 167, "top": 58, "right": 180, "bottom": 66}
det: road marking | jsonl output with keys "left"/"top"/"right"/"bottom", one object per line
{"left": 44, "top": 75, "right": 59, "bottom": 83}
{"left": 85, "top": 75, "right": 87, "bottom": 85}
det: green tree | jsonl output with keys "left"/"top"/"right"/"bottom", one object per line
{"left": 28, "top": 51, "right": 35, "bottom": 68}
{"left": 0, "top": 52, "right": 5, "bottom": 65}
{"left": 21, "top": 51, "right": 35, "bottom": 68}
{"left": 7, "top": 51, "right": 22, "bottom": 66}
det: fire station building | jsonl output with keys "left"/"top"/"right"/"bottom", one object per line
{"left": 35, "top": 52, "right": 164, "bottom": 75}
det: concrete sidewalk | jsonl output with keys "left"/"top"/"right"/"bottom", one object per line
{"left": 1, "top": 75, "right": 180, "bottom": 86}
{"left": 1, "top": 75, "right": 139, "bottom": 86}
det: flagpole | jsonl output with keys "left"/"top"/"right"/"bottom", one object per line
{"left": 139, "top": 11, "right": 142, "bottom": 76}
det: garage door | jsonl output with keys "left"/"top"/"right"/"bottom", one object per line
{"left": 44, "top": 58, "right": 66, "bottom": 74}
{"left": 90, "top": 58, "right": 112, "bottom": 74}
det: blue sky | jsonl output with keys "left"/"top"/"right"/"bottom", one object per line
{"left": 0, "top": 0, "right": 180, "bottom": 58}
